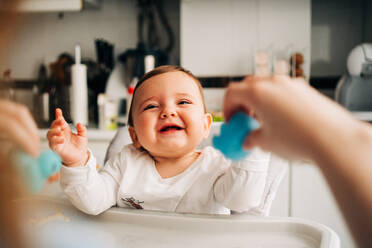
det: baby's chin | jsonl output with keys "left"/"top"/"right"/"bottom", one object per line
{"left": 147, "top": 144, "right": 197, "bottom": 158}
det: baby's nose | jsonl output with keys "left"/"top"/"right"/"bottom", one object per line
{"left": 161, "top": 108, "right": 177, "bottom": 118}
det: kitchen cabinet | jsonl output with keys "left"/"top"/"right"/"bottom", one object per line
{"left": 291, "top": 161, "right": 357, "bottom": 247}
{"left": 181, "top": 0, "right": 311, "bottom": 77}
{"left": 4, "top": 0, "right": 101, "bottom": 12}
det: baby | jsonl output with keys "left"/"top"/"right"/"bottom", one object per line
{"left": 47, "top": 65, "right": 270, "bottom": 215}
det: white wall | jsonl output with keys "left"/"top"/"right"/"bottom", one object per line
{"left": 1, "top": 0, "right": 180, "bottom": 79}
{"left": 181, "top": 0, "right": 311, "bottom": 78}
{"left": 311, "top": 0, "right": 364, "bottom": 77}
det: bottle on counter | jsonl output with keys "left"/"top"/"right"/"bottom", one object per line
{"left": 97, "top": 93, "right": 118, "bottom": 130}
{"left": 70, "top": 44, "right": 88, "bottom": 126}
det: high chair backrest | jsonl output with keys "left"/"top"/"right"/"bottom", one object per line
{"left": 104, "top": 124, "right": 288, "bottom": 216}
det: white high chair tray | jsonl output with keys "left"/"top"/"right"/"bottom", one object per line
{"left": 17, "top": 196, "right": 339, "bottom": 248}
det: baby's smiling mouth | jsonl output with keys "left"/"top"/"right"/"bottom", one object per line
{"left": 159, "top": 124, "right": 185, "bottom": 133}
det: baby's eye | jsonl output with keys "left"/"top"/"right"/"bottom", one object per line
{"left": 144, "top": 104, "right": 158, "bottom": 111}
{"left": 178, "top": 100, "right": 191, "bottom": 105}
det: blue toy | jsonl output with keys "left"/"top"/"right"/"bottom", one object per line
{"left": 213, "top": 112, "right": 259, "bottom": 161}
{"left": 13, "top": 150, "right": 62, "bottom": 193}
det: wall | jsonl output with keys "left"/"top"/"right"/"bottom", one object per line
{"left": 181, "top": 0, "right": 311, "bottom": 78}
{"left": 310, "top": 0, "right": 366, "bottom": 77}
{"left": 1, "top": 0, "right": 180, "bottom": 79}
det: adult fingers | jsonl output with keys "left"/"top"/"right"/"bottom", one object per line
{"left": 223, "top": 82, "right": 255, "bottom": 122}
{"left": 0, "top": 111, "right": 39, "bottom": 157}
{"left": 242, "top": 128, "right": 266, "bottom": 151}
{"left": 15, "top": 104, "right": 39, "bottom": 140}
{"left": 242, "top": 74, "right": 271, "bottom": 84}
{"left": 0, "top": 101, "right": 40, "bottom": 157}
{"left": 0, "top": 101, "right": 40, "bottom": 143}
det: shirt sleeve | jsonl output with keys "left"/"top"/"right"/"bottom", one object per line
{"left": 60, "top": 148, "right": 126, "bottom": 215}
{"left": 213, "top": 148, "right": 270, "bottom": 212}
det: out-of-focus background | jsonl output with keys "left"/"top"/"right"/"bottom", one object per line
{"left": 1, "top": 1, "right": 372, "bottom": 247}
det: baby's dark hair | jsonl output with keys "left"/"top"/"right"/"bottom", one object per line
{"left": 127, "top": 65, "right": 206, "bottom": 127}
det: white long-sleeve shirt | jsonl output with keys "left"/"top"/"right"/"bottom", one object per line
{"left": 60, "top": 144, "right": 269, "bottom": 215}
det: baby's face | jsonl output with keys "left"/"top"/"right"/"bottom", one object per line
{"left": 129, "top": 71, "right": 212, "bottom": 158}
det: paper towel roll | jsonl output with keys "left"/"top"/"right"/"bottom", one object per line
{"left": 70, "top": 63, "right": 88, "bottom": 126}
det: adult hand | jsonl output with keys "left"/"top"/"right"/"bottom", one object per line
{"left": 47, "top": 108, "right": 88, "bottom": 167}
{"left": 0, "top": 99, "right": 40, "bottom": 157}
{"left": 223, "top": 75, "right": 360, "bottom": 161}
{"left": 223, "top": 75, "right": 372, "bottom": 248}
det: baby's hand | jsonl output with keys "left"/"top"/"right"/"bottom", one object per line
{"left": 47, "top": 108, "right": 88, "bottom": 167}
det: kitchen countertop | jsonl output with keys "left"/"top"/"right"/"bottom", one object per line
{"left": 39, "top": 128, "right": 117, "bottom": 141}
{"left": 351, "top": 112, "right": 372, "bottom": 122}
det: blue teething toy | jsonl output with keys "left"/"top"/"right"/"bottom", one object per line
{"left": 213, "top": 112, "right": 259, "bottom": 161}
{"left": 13, "top": 150, "right": 62, "bottom": 193}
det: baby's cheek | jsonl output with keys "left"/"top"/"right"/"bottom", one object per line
{"left": 189, "top": 123, "right": 206, "bottom": 139}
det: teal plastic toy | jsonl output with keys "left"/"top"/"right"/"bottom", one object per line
{"left": 213, "top": 112, "right": 259, "bottom": 161}
{"left": 13, "top": 150, "right": 62, "bottom": 193}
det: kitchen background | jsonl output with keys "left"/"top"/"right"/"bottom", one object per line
{"left": 1, "top": 1, "right": 371, "bottom": 247}
{"left": 2, "top": 0, "right": 371, "bottom": 78}
{"left": 2, "top": 0, "right": 372, "bottom": 124}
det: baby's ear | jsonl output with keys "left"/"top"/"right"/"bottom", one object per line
{"left": 203, "top": 112, "right": 213, "bottom": 139}
{"left": 128, "top": 126, "right": 142, "bottom": 149}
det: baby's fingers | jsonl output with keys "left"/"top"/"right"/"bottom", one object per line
{"left": 52, "top": 136, "right": 64, "bottom": 144}
{"left": 53, "top": 108, "right": 69, "bottom": 131}
{"left": 76, "top": 123, "right": 87, "bottom": 138}
{"left": 46, "top": 127, "right": 61, "bottom": 140}
{"left": 48, "top": 136, "right": 65, "bottom": 151}
{"left": 50, "top": 118, "right": 64, "bottom": 129}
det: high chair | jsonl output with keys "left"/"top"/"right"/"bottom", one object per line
{"left": 104, "top": 123, "right": 288, "bottom": 216}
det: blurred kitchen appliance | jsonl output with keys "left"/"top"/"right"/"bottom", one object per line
{"left": 335, "top": 43, "right": 372, "bottom": 111}
{"left": 105, "top": 43, "right": 161, "bottom": 126}
{"left": 117, "top": 0, "right": 173, "bottom": 88}
{"left": 48, "top": 53, "right": 74, "bottom": 124}
{"left": 118, "top": 43, "right": 165, "bottom": 88}
{"left": 84, "top": 39, "right": 114, "bottom": 126}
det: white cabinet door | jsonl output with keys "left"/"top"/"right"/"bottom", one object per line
{"left": 181, "top": 0, "right": 257, "bottom": 76}
{"left": 16, "top": 0, "right": 82, "bottom": 12}
{"left": 291, "top": 162, "right": 357, "bottom": 247}
{"left": 181, "top": 0, "right": 311, "bottom": 77}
